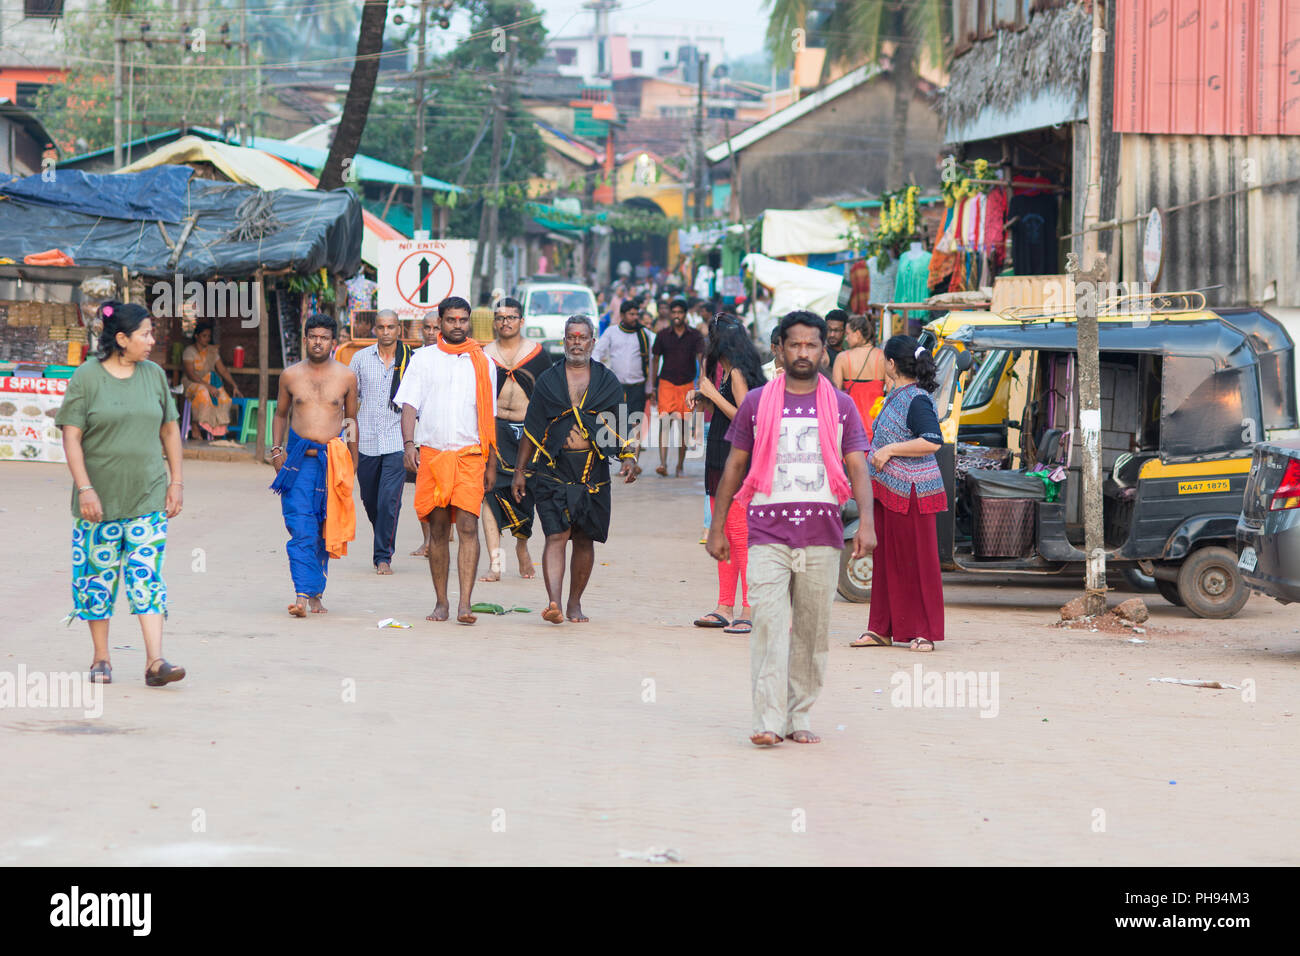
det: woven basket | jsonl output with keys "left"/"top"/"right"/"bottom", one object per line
{"left": 972, "top": 496, "right": 1036, "bottom": 558}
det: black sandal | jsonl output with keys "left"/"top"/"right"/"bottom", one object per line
{"left": 89, "top": 660, "right": 112, "bottom": 684}
{"left": 145, "top": 658, "right": 186, "bottom": 687}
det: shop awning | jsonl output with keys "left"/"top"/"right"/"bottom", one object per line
{"left": 118, "top": 136, "right": 401, "bottom": 268}
{"left": 760, "top": 207, "right": 853, "bottom": 258}
{"left": 742, "top": 252, "right": 843, "bottom": 316}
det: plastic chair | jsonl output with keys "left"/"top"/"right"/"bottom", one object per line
{"left": 237, "top": 399, "right": 275, "bottom": 443}
{"left": 230, "top": 397, "right": 250, "bottom": 435}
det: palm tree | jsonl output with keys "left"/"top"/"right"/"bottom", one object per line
{"left": 763, "top": 0, "right": 946, "bottom": 186}
{"left": 319, "top": 0, "right": 389, "bottom": 190}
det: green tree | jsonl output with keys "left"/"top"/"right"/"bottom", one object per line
{"left": 763, "top": 0, "right": 946, "bottom": 185}
{"left": 37, "top": 0, "right": 252, "bottom": 155}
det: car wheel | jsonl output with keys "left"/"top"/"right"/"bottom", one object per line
{"left": 1176, "top": 546, "right": 1249, "bottom": 619}
{"left": 837, "top": 546, "right": 872, "bottom": 603}
{"left": 1119, "top": 567, "right": 1158, "bottom": 593}
{"left": 1156, "top": 579, "right": 1184, "bottom": 606}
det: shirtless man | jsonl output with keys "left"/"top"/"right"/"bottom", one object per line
{"left": 411, "top": 309, "right": 441, "bottom": 558}
{"left": 516, "top": 315, "right": 637, "bottom": 624}
{"left": 480, "top": 296, "right": 553, "bottom": 581}
{"left": 270, "top": 313, "right": 359, "bottom": 617}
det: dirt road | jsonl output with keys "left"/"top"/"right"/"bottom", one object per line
{"left": 3, "top": 459, "right": 1298, "bottom": 865}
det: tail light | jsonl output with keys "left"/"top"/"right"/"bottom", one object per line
{"left": 1270, "top": 458, "right": 1300, "bottom": 510}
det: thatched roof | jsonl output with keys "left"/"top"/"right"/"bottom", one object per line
{"left": 940, "top": 5, "right": 1091, "bottom": 129}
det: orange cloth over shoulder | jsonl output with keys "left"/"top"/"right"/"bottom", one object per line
{"left": 324, "top": 438, "right": 356, "bottom": 558}
{"left": 437, "top": 337, "right": 496, "bottom": 454}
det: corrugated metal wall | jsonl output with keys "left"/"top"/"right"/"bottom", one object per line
{"left": 1117, "top": 135, "right": 1300, "bottom": 306}
{"left": 1113, "top": 0, "right": 1300, "bottom": 135}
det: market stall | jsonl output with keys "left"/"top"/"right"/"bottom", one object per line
{"left": 0, "top": 166, "right": 363, "bottom": 460}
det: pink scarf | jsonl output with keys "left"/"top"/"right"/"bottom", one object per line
{"left": 736, "top": 371, "right": 852, "bottom": 507}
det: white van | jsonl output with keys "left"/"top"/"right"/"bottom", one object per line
{"left": 515, "top": 279, "right": 599, "bottom": 358}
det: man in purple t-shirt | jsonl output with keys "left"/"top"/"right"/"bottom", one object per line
{"left": 708, "top": 310, "right": 876, "bottom": 747}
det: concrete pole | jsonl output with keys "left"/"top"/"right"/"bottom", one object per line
{"left": 485, "top": 39, "right": 516, "bottom": 296}
{"left": 113, "top": 19, "right": 123, "bottom": 169}
{"left": 412, "top": 0, "right": 428, "bottom": 234}
{"left": 693, "top": 54, "right": 708, "bottom": 222}
{"left": 1075, "top": 0, "right": 1108, "bottom": 615}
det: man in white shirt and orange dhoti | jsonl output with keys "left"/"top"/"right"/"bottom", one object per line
{"left": 395, "top": 296, "right": 498, "bottom": 625}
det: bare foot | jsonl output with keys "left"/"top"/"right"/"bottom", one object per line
{"left": 427, "top": 602, "right": 449, "bottom": 622}
{"left": 410, "top": 545, "right": 429, "bottom": 557}
{"left": 516, "top": 541, "right": 535, "bottom": 579}
{"left": 376, "top": 562, "right": 393, "bottom": 575}
{"left": 479, "top": 569, "right": 501, "bottom": 582}
{"left": 456, "top": 608, "right": 477, "bottom": 625}
{"left": 288, "top": 595, "right": 308, "bottom": 618}
{"left": 308, "top": 595, "right": 328, "bottom": 614}
{"left": 750, "top": 731, "right": 782, "bottom": 747}
{"left": 787, "top": 730, "right": 821, "bottom": 744}
{"left": 566, "top": 602, "right": 589, "bottom": 623}
{"left": 541, "top": 602, "right": 564, "bottom": 624}
{"left": 675, "top": 466, "right": 684, "bottom": 477}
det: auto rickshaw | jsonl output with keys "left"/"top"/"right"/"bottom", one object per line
{"left": 840, "top": 309, "right": 1295, "bottom": 618}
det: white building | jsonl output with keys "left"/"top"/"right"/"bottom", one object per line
{"left": 548, "top": 10, "right": 727, "bottom": 83}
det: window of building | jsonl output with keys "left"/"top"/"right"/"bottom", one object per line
{"left": 24, "top": 0, "right": 64, "bottom": 17}
{"left": 554, "top": 47, "right": 577, "bottom": 66}
{"left": 630, "top": 50, "right": 643, "bottom": 68}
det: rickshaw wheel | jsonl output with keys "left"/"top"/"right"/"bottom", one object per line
{"left": 1176, "top": 546, "right": 1249, "bottom": 619}
{"left": 837, "top": 548, "right": 873, "bottom": 603}
{"left": 1156, "top": 579, "right": 1184, "bottom": 606}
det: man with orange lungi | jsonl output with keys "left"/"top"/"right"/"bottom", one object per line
{"left": 395, "top": 296, "right": 497, "bottom": 625}
{"left": 651, "top": 297, "right": 703, "bottom": 478}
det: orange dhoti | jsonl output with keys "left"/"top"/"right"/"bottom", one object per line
{"left": 414, "top": 445, "right": 488, "bottom": 518}
{"left": 657, "top": 380, "right": 693, "bottom": 417}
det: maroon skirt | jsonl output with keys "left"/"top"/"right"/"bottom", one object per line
{"left": 867, "top": 489, "right": 945, "bottom": 642}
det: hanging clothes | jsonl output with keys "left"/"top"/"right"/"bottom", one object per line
{"left": 984, "top": 187, "right": 1009, "bottom": 268}
{"left": 866, "top": 255, "right": 898, "bottom": 306}
{"left": 893, "top": 247, "right": 932, "bottom": 322}
{"left": 1008, "top": 193, "right": 1059, "bottom": 275}
{"left": 928, "top": 206, "right": 958, "bottom": 294}
{"left": 849, "top": 258, "right": 871, "bottom": 313}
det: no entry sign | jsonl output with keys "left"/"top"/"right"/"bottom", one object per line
{"left": 378, "top": 239, "right": 476, "bottom": 321}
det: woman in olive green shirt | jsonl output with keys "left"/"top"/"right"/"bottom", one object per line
{"left": 57, "top": 301, "right": 187, "bottom": 687}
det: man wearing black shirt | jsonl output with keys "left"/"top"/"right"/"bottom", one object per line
{"left": 652, "top": 298, "right": 704, "bottom": 477}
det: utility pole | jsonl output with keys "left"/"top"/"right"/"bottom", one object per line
{"left": 485, "top": 38, "right": 517, "bottom": 299}
{"left": 113, "top": 18, "right": 124, "bottom": 168}
{"left": 1074, "top": 0, "right": 1108, "bottom": 615}
{"left": 412, "top": 0, "right": 429, "bottom": 234}
{"left": 472, "top": 37, "right": 513, "bottom": 301}
{"left": 693, "top": 53, "right": 709, "bottom": 222}
{"left": 239, "top": 0, "right": 249, "bottom": 146}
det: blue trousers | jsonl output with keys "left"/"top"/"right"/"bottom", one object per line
{"left": 357, "top": 451, "right": 405, "bottom": 566}
{"left": 282, "top": 452, "right": 329, "bottom": 596}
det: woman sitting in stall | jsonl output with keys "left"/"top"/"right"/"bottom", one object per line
{"left": 182, "top": 321, "right": 242, "bottom": 440}
{"left": 832, "top": 314, "right": 887, "bottom": 441}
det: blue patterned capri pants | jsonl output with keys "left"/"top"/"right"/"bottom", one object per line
{"left": 68, "top": 511, "right": 168, "bottom": 621}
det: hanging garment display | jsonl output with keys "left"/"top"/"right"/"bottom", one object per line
{"left": 1008, "top": 193, "right": 1059, "bottom": 275}
{"left": 849, "top": 258, "right": 871, "bottom": 313}
{"left": 866, "top": 255, "right": 899, "bottom": 306}
{"left": 893, "top": 246, "right": 932, "bottom": 320}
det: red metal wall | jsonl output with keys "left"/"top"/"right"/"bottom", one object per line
{"left": 1113, "top": 0, "right": 1300, "bottom": 135}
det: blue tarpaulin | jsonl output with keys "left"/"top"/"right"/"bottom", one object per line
{"left": 0, "top": 168, "right": 362, "bottom": 279}
{"left": 0, "top": 166, "right": 195, "bottom": 223}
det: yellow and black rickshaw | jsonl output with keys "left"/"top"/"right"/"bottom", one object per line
{"left": 840, "top": 308, "right": 1296, "bottom": 618}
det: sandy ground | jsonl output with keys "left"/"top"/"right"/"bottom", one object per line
{"left": 3, "top": 456, "right": 1299, "bottom": 866}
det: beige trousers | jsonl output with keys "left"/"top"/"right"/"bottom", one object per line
{"left": 747, "top": 543, "right": 839, "bottom": 735}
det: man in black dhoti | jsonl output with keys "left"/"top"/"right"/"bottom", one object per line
{"left": 515, "top": 314, "right": 638, "bottom": 624}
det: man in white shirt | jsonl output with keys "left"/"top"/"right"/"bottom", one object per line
{"left": 592, "top": 298, "right": 652, "bottom": 473}
{"left": 395, "top": 296, "right": 498, "bottom": 625}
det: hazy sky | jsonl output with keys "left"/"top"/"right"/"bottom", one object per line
{"left": 537, "top": 0, "right": 770, "bottom": 61}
